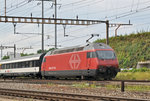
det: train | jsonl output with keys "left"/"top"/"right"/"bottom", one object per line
{"left": 0, "top": 43, "right": 120, "bottom": 80}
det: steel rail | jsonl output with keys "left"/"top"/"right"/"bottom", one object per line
{"left": 0, "top": 88, "right": 148, "bottom": 101}
{"left": 1, "top": 79, "right": 150, "bottom": 85}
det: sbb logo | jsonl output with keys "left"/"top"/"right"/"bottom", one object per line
{"left": 69, "top": 54, "right": 81, "bottom": 69}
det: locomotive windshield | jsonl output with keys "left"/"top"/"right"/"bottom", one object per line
{"left": 96, "top": 50, "right": 116, "bottom": 60}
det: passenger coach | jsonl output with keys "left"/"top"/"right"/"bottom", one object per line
{"left": 0, "top": 54, "right": 42, "bottom": 78}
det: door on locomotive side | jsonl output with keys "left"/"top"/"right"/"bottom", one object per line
{"left": 86, "top": 51, "right": 98, "bottom": 76}
{"left": 87, "top": 51, "right": 91, "bottom": 69}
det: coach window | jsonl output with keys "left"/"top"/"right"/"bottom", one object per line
{"left": 2, "top": 64, "right": 5, "bottom": 69}
{"left": 25, "top": 61, "right": 28, "bottom": 67}
{"left": 14, "top": 63, "right": 16, "bottom": 68}
{"left": 16, "top": 62, "right": 22, "bottom": 68}
{"left": 22, "top": 62, "right": 25, "bottom": 68}
{"left": 12, "top": 63, "right": 14, "bottom": 68}
{"left": 18, "top": 62, "right": 21, "bottom": 68}
{"left": 3, "top": 65, "right": 5, "bottom": 69}
{"left": 9, "top": 64, "right": 11, "bottom": 69}
{"left": 29, "top": 61, "right": 32, "bottom": 67}
{"left": 0, "top": 64, "right": 2, "bottom": 69}
{"left": 36, "top": 60, "right": 39, "bottom": 67}
{"left": 11, "top": 64, "right": 13, "bottom": 68}
{"left": 6, "top": 64, "right": 7, "bottom": 69}
{"left": 9, "top": 64, "right": 10, "bottom": 69}
{"left": 2, "top": 64, "right": 4, "bottom": 69}
{"left": 13, "top": 63, "right": 15, "bottom": 68}
{"left": 15, "top": 63, "right": 17, "bottom": 68}
{"left": 6, "top": 64, "right": 8, "bottom": 69}
{"left": 32, "top": 61, "right": 34, "bottom": 67}
{"left": 4, "top": 64, "right": 6, "bottom": 69}
{"left": 24, "top": 62, "right": 26, "bottom": 67}
{"left": 3, "top": 64, "right": 5, "bottom": 69}
{"left": 33, "top": 61, "right": 36, "bottom": 67}
{"left": 1, "top": 64, "right": 3, "bottom": 69}
{"left": 27, "top": 61, "right": 29, "bottom": 67}
{"left": 11, "top": 63, "right": 13, "bottom": 68}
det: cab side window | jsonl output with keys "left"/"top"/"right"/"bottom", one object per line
{"left": 43, "top": 58, "right": 46, "bottom": 62}
{"left": 87, "top": 52, "right": 97, "bottom": 58}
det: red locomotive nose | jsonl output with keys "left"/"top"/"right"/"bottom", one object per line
{"left": 98, "top": 59, "right": 119, "bottom": 68}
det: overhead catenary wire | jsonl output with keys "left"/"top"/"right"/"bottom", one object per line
{"left": 0, "top": 0, "right": 150, "bottom": 54}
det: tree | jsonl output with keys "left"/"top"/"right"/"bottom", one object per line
{"left": 37, "top": 48, "right": 55, "bottom": 54}
{"left": 2, "top": 56, "right": 9, "bottom": 60}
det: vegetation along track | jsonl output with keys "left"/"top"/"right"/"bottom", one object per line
{"left": 0, "top": 88, "right": 148, "bottom": 101}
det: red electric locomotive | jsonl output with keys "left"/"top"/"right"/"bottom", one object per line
{"left": 41, "top": 43, "right": 119, "bottom": 80}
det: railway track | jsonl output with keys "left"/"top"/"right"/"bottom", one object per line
{"left": 0, "top": 88, "right": 148, "bottom": 101}
{"left": 0, "top": 79, "right": 150, "bottom": 87}
{"left": 0, "top": 78, "right": 115, "bottom": 86}
{"left": 1, "top": 78, "right": 149, "bottom": 84}
{"left": 0, "top": 79, "right": 150, "bottom": 93}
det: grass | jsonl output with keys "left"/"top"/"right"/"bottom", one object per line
{"left": 106, "top": 84, "right": 150, "bottom": 92}
{"left": 72, "top": 82, "right": 97, "bottom": 88}
{"left": 70, "top": 81, "right": 150, "bottom": 92}
{"left": 126, "top": 85, "right": 150, "bottom": 92}
{"left": 115, "top": 72, "right": 150, "bottom": 80}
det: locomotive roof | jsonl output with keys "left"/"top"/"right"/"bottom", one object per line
{"left": 45, "top": 43, "right": 112, "bottom": 56}
{"left": 0, "top": 54, "right": 41, "bottom": 64}
{"left": 84, "top": 43, "right": 112, "bottom": 50}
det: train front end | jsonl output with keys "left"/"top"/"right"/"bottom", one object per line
{"left": 86, "top": 43, "right": 119, "bottom": 80}
{"left": 96, "top": 49, "right": 119, "bottom": 80}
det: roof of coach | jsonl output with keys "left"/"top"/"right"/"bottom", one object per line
{"left": 0, "top": 54, "right": 41, "bottom": 64}
{"left": 45, "top": 43, "right": 112, "bottom": 56}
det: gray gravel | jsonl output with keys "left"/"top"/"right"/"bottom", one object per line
{"left": 0, "top": 83, "right": 149, "bottom": 100}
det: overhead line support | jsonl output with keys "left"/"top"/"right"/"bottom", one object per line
{"left": 106, "top": 20, "right": 109, "bottom": 45}
{"left": 0, "top": 16, "right": 105, "bottom": 25}
{"left": 42, "top": 0, "right": 44, "bottom": 53}
{"left": 54, "top": 0, "right": 57, "bottom": 49}
{"left": 110, "top": 23, "right": 133, "bottom": 37}
{"left": 0, "top": 44, "right": 16, "bottom": 59}
{"left": 0, "top": 16, "right": 113, "bottom": 45}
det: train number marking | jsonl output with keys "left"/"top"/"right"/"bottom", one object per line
{"left": 69, "top": 54, "right": 81, "bottom": 69}
{"left": 49, "top": 67, "right": 56, "bottom": 70}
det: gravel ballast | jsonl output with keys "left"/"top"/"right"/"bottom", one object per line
{"left": 0, "top": 82, "right": 149, "bottom": 100}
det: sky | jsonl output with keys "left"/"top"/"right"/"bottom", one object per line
{"left": 0, "top": 0, "right": 150, "bottom": 59}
